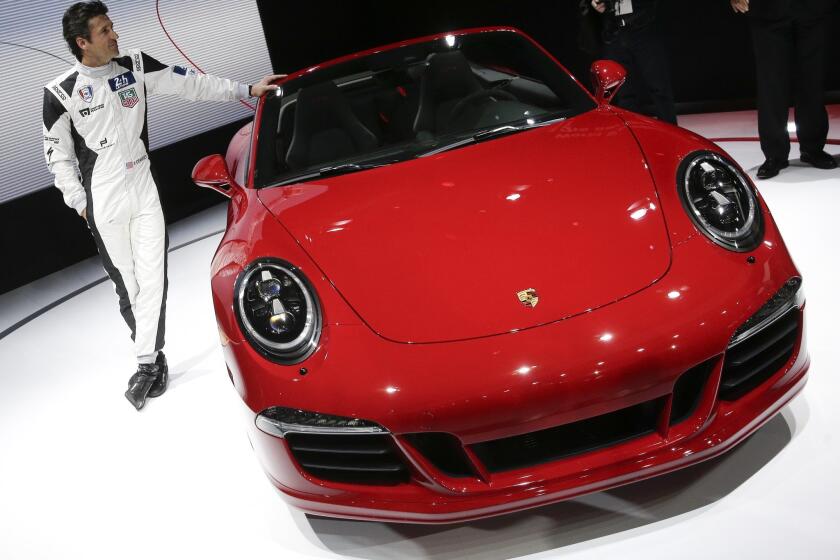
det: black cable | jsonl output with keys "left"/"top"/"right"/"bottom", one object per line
{"left": 0, "top": 40, "right": 73, "bottom": 65}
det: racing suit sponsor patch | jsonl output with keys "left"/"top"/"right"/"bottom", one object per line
{"left": 46, "top": 147, "right": 54, "bottom": 161}
{"left": 119, "top": 88, "right": 140, "bottom": 108}
{"left": 173, "top": 65, "right": 197, "bottom": 77}
{"left": 126, "top": 154, "right": 148, "bottom": 169}
{"left": 108, "top": 71, "right": 137, "bottom": 91}
{"left": 78, "top": 85, "right": 93, "bottom": 103}
{"left": 134, "top": 53, "right": 142, "bottom": 71}
{"left": 78, "top": 103, "right": 105, "bottom": 117}
{"left": 95, "top": 137, "right": 115, "bottom": 151}
{"left": 51, "top": 85, "right": 67, "bottom": 101}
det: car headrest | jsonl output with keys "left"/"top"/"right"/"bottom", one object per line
{"left": 413, "top": 50, "right": 482, "bottom": 133}
{"left": 286, "top": 81, "right": 379, "bottom": 170}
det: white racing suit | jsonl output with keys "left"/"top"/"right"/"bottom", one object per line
{"left": 42, "top": 50, "right": 249, "bottom": 363}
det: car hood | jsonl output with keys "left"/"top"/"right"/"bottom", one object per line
{"left": 258, "top": 111, "right": 671, "bottom": 343}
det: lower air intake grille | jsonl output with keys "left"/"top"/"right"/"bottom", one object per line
{"left": 285, "top": 433, "right": 410, "bottom": 485}
{"left": 469, "top": 397, "right": 664, "bottom": 473}
{"left": 720, "top": 307, "right": 800, "bottom": 400}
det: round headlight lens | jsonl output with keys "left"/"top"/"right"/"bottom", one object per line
{"left": 678, "top": 151, "right": 763, "bottom": 251}
{"left": 234, "top": 259, "right": 321, "bottom": 364}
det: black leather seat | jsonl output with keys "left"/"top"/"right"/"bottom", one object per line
{"left": 286, "top": 81, "right": 379, "bottom": 170}
{"left": 413, "top": 50, "right": 482, "bottom": 135}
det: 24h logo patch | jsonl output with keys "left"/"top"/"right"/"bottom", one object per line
{"left": 119, "top": 87, "right": 139, "bottom": 108}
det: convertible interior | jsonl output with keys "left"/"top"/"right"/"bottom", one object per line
{"left": 253, "top": 32, "right": 595, "bottom": 186}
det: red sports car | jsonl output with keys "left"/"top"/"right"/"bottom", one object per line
{"left": 192, "top": 27, "right": 808, "bottom": 523}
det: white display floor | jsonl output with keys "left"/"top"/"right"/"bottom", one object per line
{"left": 1, "top": 109, "right": 838, "bottom": 559}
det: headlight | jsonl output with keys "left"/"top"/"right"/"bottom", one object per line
{"left": 234, "top": 259, "right": 321, "bottom": 364}
{"left": 677, "top": 151, "right": 763, "bottom": 252}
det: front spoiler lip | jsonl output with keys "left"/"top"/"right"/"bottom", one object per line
{"left": 264, "top": 367, "right": 808, "bottom": 524}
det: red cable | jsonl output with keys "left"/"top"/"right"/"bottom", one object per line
{"left": 155, "top": 0, "right": 255, "bottom": 111}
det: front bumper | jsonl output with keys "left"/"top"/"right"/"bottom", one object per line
{"left": 224, "top": 223, "right": 808, "bottom": 523}
{"left": 256, "top": 362, "right": 806, "bottom": 523}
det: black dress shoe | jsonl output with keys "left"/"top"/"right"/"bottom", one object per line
{"left": 756, "top": 158, "right": 789, "bottom": 180}
{"left": 125, "top": 363, "right": 163, "bottom": 410}
{"left": 800, "top": 150, "right": 838, "bottom": 169}
{"left": 128, "top": 352, "right": 168, "bottom": 399}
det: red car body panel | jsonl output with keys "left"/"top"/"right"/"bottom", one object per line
{"left": 257, "top": 110, "right": 671, "bottom": 343}
{"left": 202, "top": 27, "right": 808, "bottom": 523}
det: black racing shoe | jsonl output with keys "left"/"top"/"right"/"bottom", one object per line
{"left": 800, "top": 150, "right": 838, "bottom": 170}
{"left": 128, "top": 352, "right": 169, "bottom": 399}
{"left": 149, "top": 352, "right": 169, "bottom": 398}
{"left": 125, "top": 363, "right": 162, "bottom": 411}
{"left": 756, "top": 158, "right": 789, "bottom": 180}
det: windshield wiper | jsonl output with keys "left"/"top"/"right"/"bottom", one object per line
{"left": 418, "top": 116, "right": 567, "bottom": 158}
{"left": 276, "top": 161, "right": 393, "bottom": 186}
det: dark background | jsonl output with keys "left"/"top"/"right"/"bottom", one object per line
{"left": 2, "top": 1, "right": 839, "bottom": 294}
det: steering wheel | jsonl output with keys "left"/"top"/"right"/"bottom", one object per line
{"left": 448, "top": 88, "right": 517, "bottom": 124}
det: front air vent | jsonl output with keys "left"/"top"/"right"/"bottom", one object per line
{"left": 402, "top": 433, "right": 477, "bottom": 478}
{"left": 285, "top": 433, "right": 410, "bottom": 485}
{"left": 720, "top": 307, "right": 800, "bottom": 400}
{"left": 670, "top": 358, "right": 717, "bottom": 426}
{"left": 469, "top": 397, "right": 664, "bottom": 473}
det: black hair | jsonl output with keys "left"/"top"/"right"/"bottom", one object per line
{"left": 62, "top": 1, "right": 109, "bottom": 62}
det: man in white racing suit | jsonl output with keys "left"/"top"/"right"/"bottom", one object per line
{"left": 42, "top": 1, "right": 281, "bottom": 410}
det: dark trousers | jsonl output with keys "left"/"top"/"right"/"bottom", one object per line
{"left": 750, "top": 16, "right": 830, "bottom": 159}
{"left": 604, "top": 26, "right": 677, "bottom": 125}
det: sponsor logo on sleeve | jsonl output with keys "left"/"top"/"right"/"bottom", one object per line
{"left": 44, "top": 136, "right": 60, "bottom": 144}
{"left": 78, "top": 85, "right": 93, "bottom": 103}
{"left": 108, "top": 71, "right": 137, "bottom": 91}
{"left": 46, "top": 147, "right": 54, "bottom": 161}
{"left": 119, "top": 88, "right": 140, "bottom": 108}
{"left": 51, "top": 85, "right": 67, "bottom": 101}
{"left": 173, "top": 65, "right": 197, "bottom": 77}
{"left": 134, "top": 53, "right": 141, "bottom": 71}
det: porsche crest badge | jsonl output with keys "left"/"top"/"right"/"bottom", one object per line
{"left": 517, "top": 288, "right": 539, "bottom": 308}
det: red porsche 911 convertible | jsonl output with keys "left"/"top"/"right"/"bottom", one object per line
{"left": 192, "top": 27, "right": 808, "bottom": 523}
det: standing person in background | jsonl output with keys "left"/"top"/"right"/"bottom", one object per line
{"left": 577, "top": 0, "right": 604, "bottom": 61}
{"left": 731, "top": 0, "right": 838, "bottom": 179}
{"left": 42, "top": 1, "right": 283, "bottom": 410}
{"left": 588, "top": 0, "right": 678, "bottom": 124}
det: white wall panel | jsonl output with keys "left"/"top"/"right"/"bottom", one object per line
{"left": 0, "top": 0, "right": 272, "bottom": 204}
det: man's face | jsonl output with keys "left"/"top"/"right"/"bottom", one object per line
{"left": 78, "top": 14, "right": 119, "bottom": 64}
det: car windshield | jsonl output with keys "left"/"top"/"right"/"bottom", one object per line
{"left": 253, "top": 30, "right": 596, "bottom": 188}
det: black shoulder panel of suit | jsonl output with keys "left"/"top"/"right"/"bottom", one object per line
{"left": 114, "top": 55, "right": 133, "bottom": 72}
{"left": 59, "top": 71, "right": 78, "bottom": 97}
{"left": 141, "top": 52, "right": 168, "bottom": 73}
{"left": 43, "top": 87, "right": 67, "bottom": 131}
